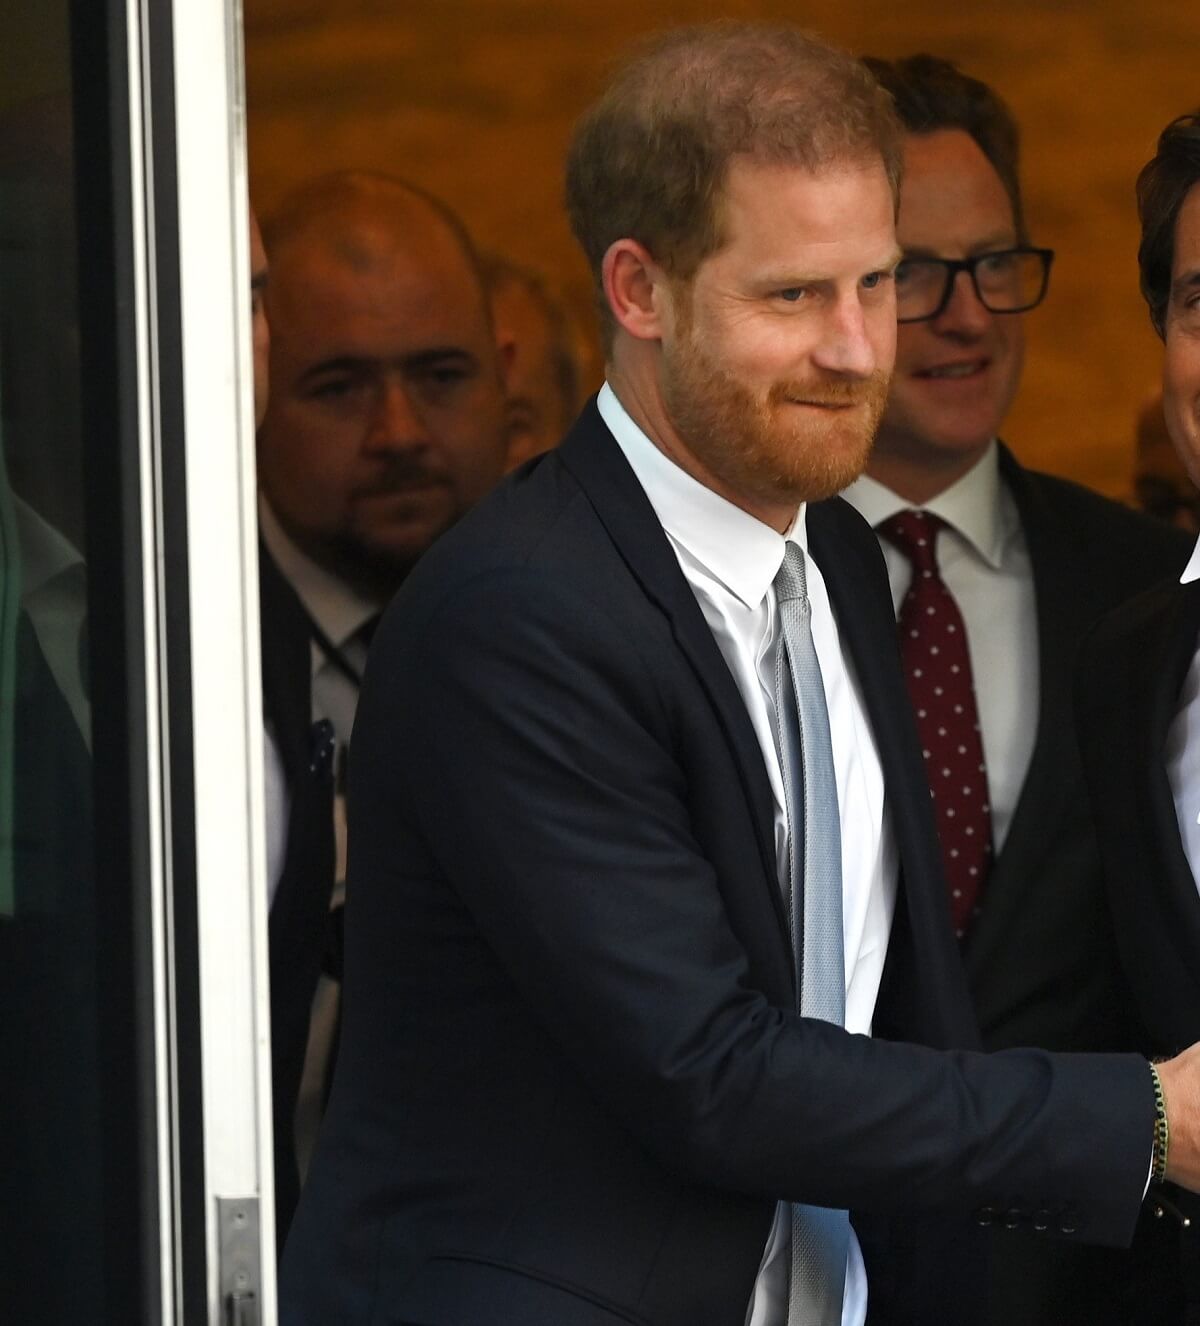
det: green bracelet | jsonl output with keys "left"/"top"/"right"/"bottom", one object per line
{"left": 1151, "top": 1062, "right": 1170, "bottom": 1183}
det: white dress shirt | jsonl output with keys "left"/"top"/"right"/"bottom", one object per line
{"left": 259, "top": 498, "right": 382, "bottom": 747}
{"left": 598, "top": 384, "right": 897, "bottom": 1326}
{"left": 1166, "top": 536, "right": 1200, "bottom": 893}
{"left": 842, "top": 444, "right": 1038, "bottom": 853}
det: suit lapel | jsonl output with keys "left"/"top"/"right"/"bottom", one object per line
{"left": 259, "top": 541, "right": 317, "bottom": 782}
{"left": 961, "top": 447, "right": 1084, "bottom": 972}
{"left": 1141, "top": 582, "right": 1200, "bottom": 749}
{"left": 807, "top": 500, "right": 913, "bottom": 797}
{"left": 557, "top": 403, "right": 785, "bottom": 942}
{"left": 1078, "top": 578, "right": 1200, "bottom": 1028}
{"left": 808, "top": 499, "right": 976, "bottom": 1046}
{"left": 1133, "top": 581, "right": 1200, "bottom": 932}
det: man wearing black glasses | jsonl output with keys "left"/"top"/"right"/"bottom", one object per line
{"left": 842, "top": 56, "right": 1189, "bottom": 1324}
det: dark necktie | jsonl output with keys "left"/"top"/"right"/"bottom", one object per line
{"left": 309, "top": 613, "right": 381, "bottom": 691}
{"left": 877, "top": 510, "right": 992, "bottom": 939}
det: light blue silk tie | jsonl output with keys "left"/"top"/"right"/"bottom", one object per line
{"left": 773, "top": 542, "right": 849, "bottom": 1326}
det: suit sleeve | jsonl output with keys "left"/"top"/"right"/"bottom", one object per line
{"left": 363, "top": 565, "right": 1154, "bottom": 1247}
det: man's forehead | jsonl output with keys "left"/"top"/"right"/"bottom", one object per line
{"left": 896, "top": 129, "right": 1016, "bottom": 244}
{"left": 279, "top": 213, "right": 469, "bottom": 284}
{"left": 721, "top": 152, "right": 888, "bottom": 197}
{"left": 1172, "top": 182, "right": 1200, "bottom": 274}
{"left": 710, "top": 155, "right": 897, "bottom": 263}
{"left": 272, "top": 232, "right": 487, "bottom": 342}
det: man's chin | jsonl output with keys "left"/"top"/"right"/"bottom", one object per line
{"left": 327, "top": 522, "right": 459, "bottom": 599}
{"left": 775, "top": 438, "right": 875, "bottom": 504}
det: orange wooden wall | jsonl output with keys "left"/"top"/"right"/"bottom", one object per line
{"left": 246, "top": 0, "right": 1200, "bottom": 495}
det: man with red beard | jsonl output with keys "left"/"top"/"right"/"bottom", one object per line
{"left": 280, "top": 27, "right": 1200, "bottom": 1326}
{"left": 840, "top": 57, "right": 1190, "bottom": 1322}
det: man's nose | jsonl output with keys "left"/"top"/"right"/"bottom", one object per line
{"left": 812, "top": 296, "right": 882, "bottom": 379}
{"left": 932, "top": 269, "right": 993, "bottom": 337}
{"left": 366, "top": 379, "right": 430, "bottom": 453}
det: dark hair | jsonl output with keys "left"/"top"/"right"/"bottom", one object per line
{"left": 566, "top": 23, "right": 902, "bottom": 344}
{"left": 862, "top": 54, "right": 1025, "bottom": 242}
{"left": 1137, "top": 111, "right": 1200, "bottom": 339}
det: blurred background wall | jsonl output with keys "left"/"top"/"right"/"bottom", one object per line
{"left": 246, "top": 0, "right": 1200, "bottom": 495}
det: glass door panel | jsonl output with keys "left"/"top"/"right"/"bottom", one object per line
{"left": 0, "top": 0, "right": 273, "bottom": 1320}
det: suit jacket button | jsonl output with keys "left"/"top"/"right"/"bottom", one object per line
{"left": 1032, "top": 1208, "right": 1051, "bottom": 1232}
{"left": 1003, "top": 1207, "right": 1023, "bottom": 1229}
{"left": 1058, "top": 1208, "right": 1080, "bottom": 1235}
{"left": 974, "top": 1206, "right": 996, "bottom": 1227}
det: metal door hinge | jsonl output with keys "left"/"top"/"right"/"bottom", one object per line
{"left": 217, "top": 1196, "right": 260, "bottom": 1326}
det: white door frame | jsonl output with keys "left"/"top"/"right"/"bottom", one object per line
{"left": 126, "top": 0, "right": 276, "bottom": 1317}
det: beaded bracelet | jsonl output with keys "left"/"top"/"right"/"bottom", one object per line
{"left": 1151, "top": 1062, "right": 1170, "bottom": 1183}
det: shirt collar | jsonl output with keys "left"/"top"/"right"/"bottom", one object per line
{"left": 258, "top": 497, "right": 383, "bottom": 648}
{"left": 841, "top": 441, "right": 1007, "bottom": 569}
{"left": 597, "top": 382, "right": 802, "bottom": 609}
{"left": 1181, "top": 534, "right": 1200, "bottom": 584}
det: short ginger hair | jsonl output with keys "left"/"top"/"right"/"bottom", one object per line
{"left": 565, "top": 23, "right": 902, "bottom": 340}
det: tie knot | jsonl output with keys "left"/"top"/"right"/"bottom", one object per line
{"left": 876, "top": 509, "right": 945, "bottom": 575}
{"left": 773, "top": 542, "right": 810, "bottom": 605}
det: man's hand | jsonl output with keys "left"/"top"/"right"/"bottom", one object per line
{"left": 1156, "top": 1044, "right": 1200, "bottom": 1191}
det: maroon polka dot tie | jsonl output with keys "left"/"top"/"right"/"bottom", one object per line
{"left": 877, "top": 509, "right": 992, "bottom": 940}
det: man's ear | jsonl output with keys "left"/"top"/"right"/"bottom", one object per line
{"left": 602, "top": 239, "right": 670, "bottom": 342}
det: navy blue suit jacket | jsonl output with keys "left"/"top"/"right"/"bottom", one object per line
{"left": 280, "top": 402, "right": 1153, "bottom": 1326}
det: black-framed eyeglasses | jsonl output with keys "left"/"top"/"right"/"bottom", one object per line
{"left": 895, "top": 247, "right": 1055, "bottom": 324}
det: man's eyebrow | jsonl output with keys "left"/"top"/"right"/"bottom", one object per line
{"left": 755, "top": 269, "right": 823, "bottom": 287}
{"left": 404, "top": 347, "right": 480, "bottom": 370}
{"left": 296, "top": 355, "right": 375, "bottom": 385}
{"left": 296, "top": 348, "right": 481, "bottom": 384}
{"left": 755, "top": 247, "right": 901, "bottom": 286}
{"left": 1172, "top": 268, "right": 1200, "bottom": 297}
{"left": 901, "top": 236, "right": 1017, "bottom": 259}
